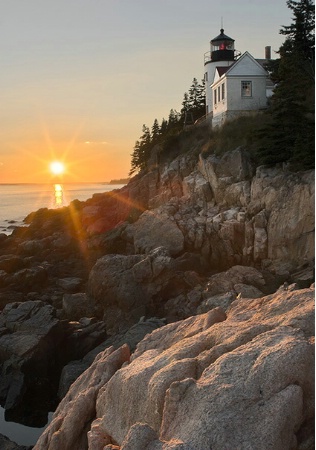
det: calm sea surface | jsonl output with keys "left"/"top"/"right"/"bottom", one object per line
{"left": 0, "top": 407, "right": 53, "bottom": 447}
{"left": 0, "top": 183, "right": 125, "bottom": 235}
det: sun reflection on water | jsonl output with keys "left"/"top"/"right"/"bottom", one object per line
{"left": 53, "top": 184, "right": 64, "bottom": 207}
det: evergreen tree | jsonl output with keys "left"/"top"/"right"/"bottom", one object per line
{"left": 151, "top": 118, "right": 160, "bottom": 143}
{"left": 129, "top": 77, "right": 204, "bottom": 174}
{"left": 180, "top": 92, "right": 191, "bottom": 125}
{"left": 181, "top": 92, "right": 190, "bottom": 114}
{"left": 186, "top": 78, "right": 205, "bottom": 120}
{"left": 257, "top": 0, "right": 315, "bottom": 169}
{"left": 166, "top": 109, "right": 180, "bottom": 130}
{"left": 129, "top": 124, "right": 152, "bottom": 175}
{"left": 160, "top": 118, "right": 168, "bottom": 135}
{"left": 139, "top": 124, "right": 152, "bottom": 163}
{"left": 135, "top": 124, "right": 151, "bottom": 148}
{"left": 281, "top": 0, "right": 315, "bottom": 65}
{"left": 129, "top": 140, "right": 144, "bottom": 175}
{"left": 197, "top": 79, "right": 206, "bottom": 119}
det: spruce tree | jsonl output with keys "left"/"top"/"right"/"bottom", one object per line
{"left": 181, "top": 92, "right": 190, "bottom": 116}
{"left": 166, "top": 109, "right": 180, "bottom": 130}
{"left": 151, "top": 118, "right": 160, "bottom": 144}
{"left": 160, "top": 118, "right": 168, "bottom": 135}
{"left": 257, "top": 0, "right": 315, "bottom": 170}
{"left": 129, "top": 125, "right": 152, "bottom": 175}
{"left": 129, "top": 140, "right": 143, "bottom": 175}
{"left": 129, "top": 77, "right": 204, "bottom": 174}
{"left": 187, "top": 78, "right": 205, "bottom": 120}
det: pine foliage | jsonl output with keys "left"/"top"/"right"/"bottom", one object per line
{"left": 257, "top": 0, "right": 315, "bottom": 170}
{"left": 129, "top": 78, "right": 205, "bottom": 175}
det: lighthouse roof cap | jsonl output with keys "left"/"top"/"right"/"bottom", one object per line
{"left": 211, "top": 28, "right": 235, "bottom": 42}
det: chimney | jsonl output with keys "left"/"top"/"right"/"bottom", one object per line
{"left": 265, "top": 46, "right": 271, "bottom": 60}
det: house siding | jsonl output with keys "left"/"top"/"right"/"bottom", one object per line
{"left": 226, "top": 76, "right": 268, "bottom": 110}
{"left": 212, "top": 76, "right": 268, "bottom": 127}
{"left": 204, "top": 60, "right": 235, "bottom": 113}
{"left": 211, "top": 52, "right": 269, "bottom": 127}
{"left": 204, "top": 48, "right": 272, "bottom": 127}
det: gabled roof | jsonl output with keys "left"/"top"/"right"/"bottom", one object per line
{"left": 225, "top": 51, "right": 268, "bottom": 77}
{"left": 216, "top": 66, "right": 231, "bottom": 77}
{"left": 211, "top": 52, "right": 269, "bottom": 88}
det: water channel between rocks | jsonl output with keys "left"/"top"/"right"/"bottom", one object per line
{"left": 0, "top": 406, "right": 53, "bottom": 447}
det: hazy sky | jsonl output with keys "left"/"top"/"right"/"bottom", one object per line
{"left": 0, "top": 0, "right": 292, "bottom": 183}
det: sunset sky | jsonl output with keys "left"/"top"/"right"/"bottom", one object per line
{"left": 0, "top": 0, "right": 291, "bottom": 183}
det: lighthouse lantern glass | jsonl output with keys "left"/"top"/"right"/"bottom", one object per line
{"left": 211, "top": 40, "right": 234, "bottom": 52}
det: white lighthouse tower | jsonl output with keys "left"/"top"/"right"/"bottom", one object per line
{"left": 204, "top": 29, "right": 236, "bottom": 116}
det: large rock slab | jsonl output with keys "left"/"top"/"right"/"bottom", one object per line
{"left": 0, "top": 301, "right": 66, "bottom": 424}
{"left": 198, "top": 147, "right": 254, "bottom": 206}
{"left": 129, "top": 210, "right": 184, "bottom": 256}
{"left": 250, "top": 167, "right": 314, "bottom": 267}
{"left": 94, "top": 287, "right": 314, "bottom": 449}
{"left": 33, "top": 287, "right": 314, "bottom": 450}
{"left": 203, "top": 264, "right": 266, "bottom": 297}
{"left": 87, "top": 247, "right": 197, "bottom": 333}
{"left": 197, "top": 151, "right": 314, "bottom": 269}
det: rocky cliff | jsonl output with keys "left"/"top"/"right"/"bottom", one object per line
{"left": 0, "top": 132, "right": 314, "bottom": 449}
{"left": 85, "top": 144, "right": 314, "bottom": 331}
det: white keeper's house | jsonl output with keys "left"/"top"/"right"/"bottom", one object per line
{"left": 204, "top": 29, "right": 274, "bottom": 127}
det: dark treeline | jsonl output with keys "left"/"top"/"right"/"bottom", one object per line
{"left": 129, "top": 78, "right": 205, "bottom": 175}
{"left": 256, "top": 0, "right": 315, "bottom": 170}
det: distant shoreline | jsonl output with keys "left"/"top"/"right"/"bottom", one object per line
{"left": 0, "top": 180, "right": 129, "bottom": 186}
{"left": 104, "top": 178, "right": 130, "bottom": 185}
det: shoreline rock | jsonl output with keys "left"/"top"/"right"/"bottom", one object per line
{"left": 0, "top": 143, "right": 313, "bottom": 447}
{"left": 34, "top": 287, "right": 314, "bottom": 450}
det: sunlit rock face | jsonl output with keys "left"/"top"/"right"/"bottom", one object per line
{"left": 34, "top": 287, "right": 314, "bottom": 450}
{"left": 122, "top": 147, "right": 314, "bottom": 274}
{"left": 11, "top": 143, "right": 312, "bottom": 283}
{"left": 251, "top": 167, "right": 314, "bottom": 265}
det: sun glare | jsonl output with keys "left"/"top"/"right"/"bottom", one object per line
{"left": 50, "top": 161, "right": 65, "bottom": 176}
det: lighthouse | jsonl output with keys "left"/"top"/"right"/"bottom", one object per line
{"left": 204, "top": 29, "right": 236, "bottom": 115}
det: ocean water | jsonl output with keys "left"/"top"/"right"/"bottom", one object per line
{"left": 0, "top": 407, "right": 53, "bottom": 447}
{"left": 0, "top": 182, "right": 125, "bottom": 235}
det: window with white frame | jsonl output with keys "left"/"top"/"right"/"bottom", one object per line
{"left": 217, "top": 86, "right": 220, "bottom": 102}
{"left": 222, "top": 83, "right": 225, "bottom": 100}
{"left": 241, "top": 81, "right": 252, "bottom": 97}
{"left": 214, "top": 89, "right": 217, "bottom": 104}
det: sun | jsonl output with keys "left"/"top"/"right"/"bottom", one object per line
{"left": 49, "top": 161, "right": 65, "bottom": 176}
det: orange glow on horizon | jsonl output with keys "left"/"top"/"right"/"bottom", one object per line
{"left": 0, "top": 127, "right": 131, "bottom": 184}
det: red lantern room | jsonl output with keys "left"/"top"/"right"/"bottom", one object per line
{"left": 210, "top": 29, "right": 235, "bottom": 62}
